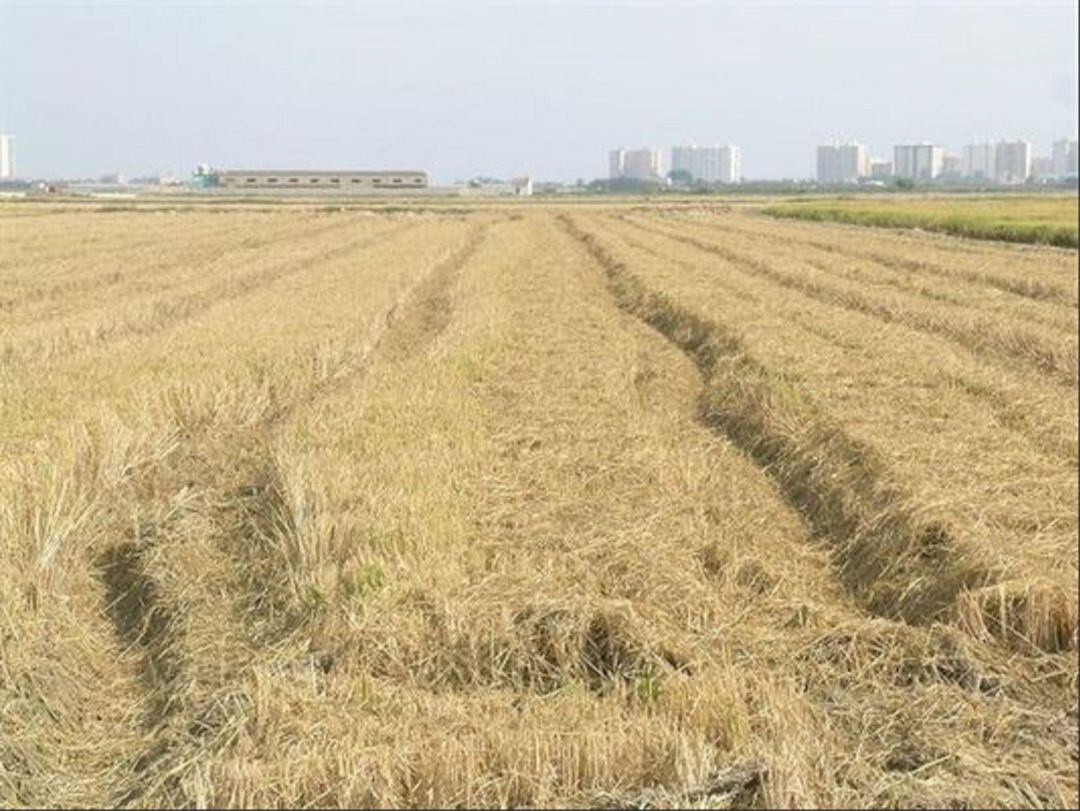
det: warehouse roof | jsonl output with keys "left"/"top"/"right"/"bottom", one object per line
{"left": 218, "top": 169, "right": 426, "bottom": 176}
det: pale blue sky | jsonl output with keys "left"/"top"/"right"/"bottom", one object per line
{"left": 1, "top": 0, "right": 1076, "bottom": 181}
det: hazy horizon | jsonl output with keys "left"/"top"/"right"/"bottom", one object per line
{"left": 1, "top": 0, "right": 1077, "bottom": 183}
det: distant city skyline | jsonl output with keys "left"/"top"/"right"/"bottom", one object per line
{"left": 808, "top": 137, "right": 1077, "bottom": 184}
{"left": 1, "top": 1, "right": 1076, "bottom": 182}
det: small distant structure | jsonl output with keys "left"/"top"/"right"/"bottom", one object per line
{"left": 508, "top": 176, "right": 533, "bottom": 196}
{"left": 0, "top": 133, "right": 13, "bottom": 179}
{"left": 192, "top": 164, "right": 216, "bottom": 189}
{"left": 460, "top": 176, "right": 535, "bottom": 196}
{"left": 533, "top": 181, "right": 572, "bottom": 195}
{"left": 27, "top": 180, "right": 60, "bottom": 196}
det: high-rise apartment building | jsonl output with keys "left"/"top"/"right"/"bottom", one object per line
{"left": 1030, "top": 156, "right": 1054, "bottom": 180}
{"left": 720, "top": 145, "right": 742, "bottom": 184}
{"left": 0, "top": 134, "right": 12, "bottom": 180}
{"left": 869, "top": 159, "right": 893, "bottom": 179}
{"left": 609, "top": 149, "right": 627, "bottom": 180}
{"left": 671, "top": 144, "right": 742, "bottom": 183}
{"left": 893, "top": 143, "right": 944, "bottom": 180}
{"left": 1052, "top": 139, "right": 1079, "bottom": 178}
{"left": 993, "top": 140, "right": 1031, "bottom": 184}
{"left": 614, "top": 148, "right": 664, "bottom": 180}
{"left": 816, "top": 142, "right": 869, "bottom": 183}
{"left": 961, "top": 143, "right": 996, "bottom": 180}
{"left": 669, "top": 145, "right": 694, "bottom": 178}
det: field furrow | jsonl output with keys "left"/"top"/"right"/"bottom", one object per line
{"left": 622, "top": 213, "right": 1078, "bottom": 386}
{"left": 596, "top": 213, "right": 1077, "bottom": 463}
{"left": 0, "top": 216, "right": 478, "bottom": 453}
{"left": 0, "top": 218, "right": 403, "bottom": 366}
{"left": 0, "top": 213, "right": 354, "bottom": 322}
{"left": 1, "top": 212, "right": 489, "bottom": 807}
{"left": 665, "top": 208, "right": 1079, "bottom": 308}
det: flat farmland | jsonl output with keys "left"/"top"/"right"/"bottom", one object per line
{"left": 1, "top": 201, "right": 1076, "bottom": 808}
{"left": 763, "top": 194, "right": 1079, "bottom": 247}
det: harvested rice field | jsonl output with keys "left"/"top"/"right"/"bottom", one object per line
{"left": 1, "top": 200, "right": 1077, "bottom": 808}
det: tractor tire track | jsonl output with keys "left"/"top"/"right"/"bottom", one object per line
{"left": 94, "top": 221, "right": 491, "bottom": 805}
{"left": 674, "top": 211, "right": 1078, "bottom": 308}
{"left": 558, "top": 214, "right": 1076, "bottom": 654}
{"left": 599, "top": 215, "right": 1076, "bottom": 461}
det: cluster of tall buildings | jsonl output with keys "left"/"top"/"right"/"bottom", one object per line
{"left": 0, "top": 134, "right": 13, "bottom": 179}
{"left": 609, "top": 144, "right": 743, "bottom": 184}
{"left": 816, "top": 138, "right": 1078, "bottom": 184}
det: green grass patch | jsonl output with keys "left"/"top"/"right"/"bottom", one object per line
{"left": 762, "top": 195, "right": 1078, "bottom": 248}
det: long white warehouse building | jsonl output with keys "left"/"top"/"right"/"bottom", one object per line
{"left": 215, "top": 169, "right": 427, "bottom": 190}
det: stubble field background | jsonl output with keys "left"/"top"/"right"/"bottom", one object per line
{"left": 1, "top": 197, "right": 1076, "bottom": 808}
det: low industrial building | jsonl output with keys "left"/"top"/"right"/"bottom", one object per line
{"left": 207, "top": 168, "right": 428, "bottom": 191}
